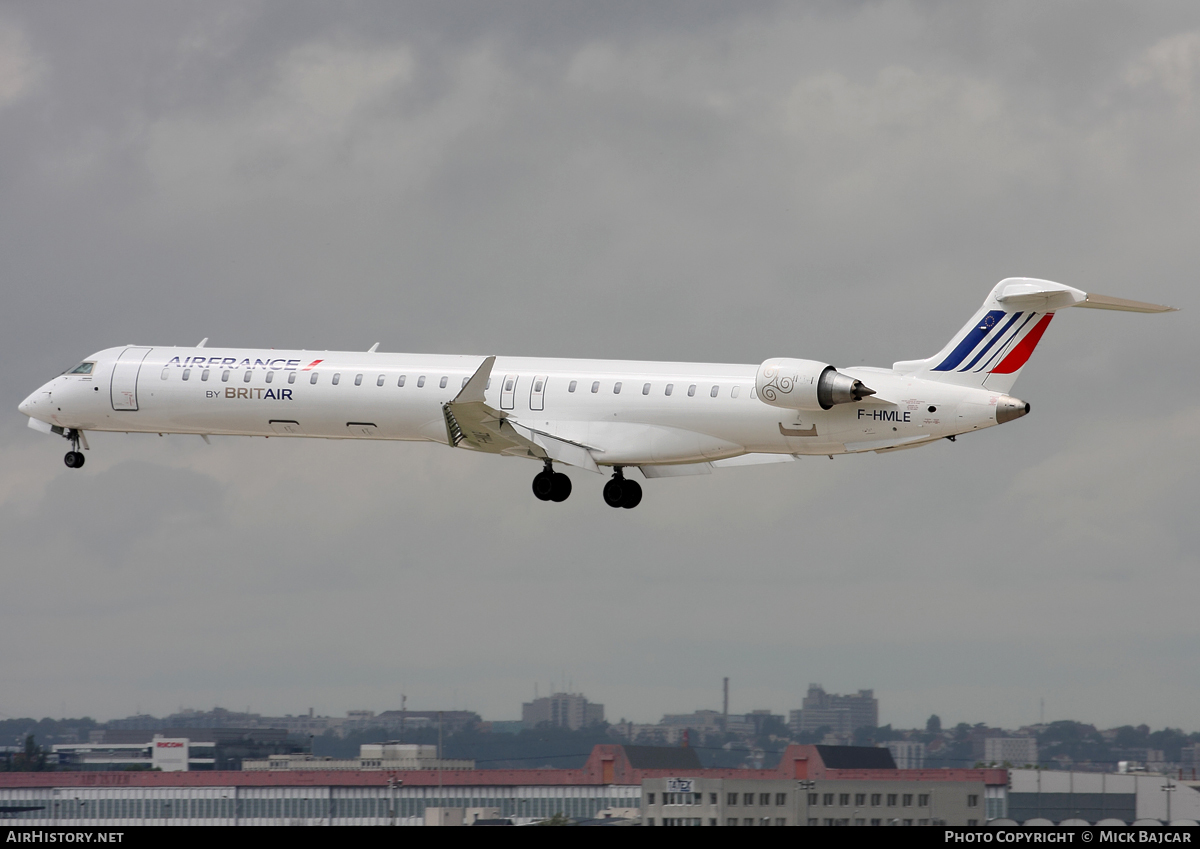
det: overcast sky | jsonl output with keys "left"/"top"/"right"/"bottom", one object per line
{"left": 1, "top": 2, "right": 1196, "bottom": 732}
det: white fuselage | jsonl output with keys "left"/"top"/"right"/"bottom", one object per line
{"left": 20, "top": 345, "right": 1008, "bottom": 467}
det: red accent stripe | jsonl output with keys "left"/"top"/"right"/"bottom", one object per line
{"left": 301, "top": 359, "right": 324, "bottom": 371}
{"left": 991, "top": 313, "right": 1054, "bottom": 374}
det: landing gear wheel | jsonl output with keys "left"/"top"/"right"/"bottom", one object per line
{"left": 532, "top": 470, "right": 554, "bottom": 501}
{"left": 64, "top": 451, "right": 85, "bottom": 469}
{"left": 620, "top": 479, "right": 642, "bottom": 509}
{"left": 549, "top": 472, "right": 572, "bottom": 503}
{"left": 603, "top": 478, "right": 625, "bottom": 508}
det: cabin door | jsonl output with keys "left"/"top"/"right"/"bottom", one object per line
{"left": 110, "top": 347, "right": 152, "bottom": 411}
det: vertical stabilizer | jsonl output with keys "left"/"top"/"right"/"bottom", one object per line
{"left": 892, "top": 278, "right": 1175, "bottom": 395}
{"left": 892, "top": 279, "right": 1077, "bottom": 395}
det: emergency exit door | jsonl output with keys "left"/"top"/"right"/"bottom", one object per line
{"left": 500, "top": 374, "right": 518, "bottom": 410}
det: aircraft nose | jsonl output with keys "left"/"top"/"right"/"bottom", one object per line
{"left": 19, "top": 393, "right": 36, "bottom": 416}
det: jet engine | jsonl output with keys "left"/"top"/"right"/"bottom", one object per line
{"left": 755, "top": 358, "right": 875, "bottom": 411}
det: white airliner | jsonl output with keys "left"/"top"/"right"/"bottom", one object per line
{"left": 20, "top": 278, "right": 1174, "bottom": 509}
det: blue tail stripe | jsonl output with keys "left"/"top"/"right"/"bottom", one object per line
{"left": 975, "top": 312, "right": 1037, "bottom": 373}
{"left": 932, "top": 309, "right": 1007, "bottom": 371}
{"left": 959, "top": 312, "right": 1022, "bottom": 372}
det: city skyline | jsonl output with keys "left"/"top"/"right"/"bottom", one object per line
{"left": 1, "top": 2, "right": 1196, "bottom": 730}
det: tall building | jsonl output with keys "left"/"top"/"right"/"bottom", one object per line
{"left": 885, "top": 741, "right": 927, "bottom": 770}
{"left": 983, "top": 737, "right": 1038, "bottom": 767}
{"left": 789, "top": 685, "right": 878, "bottom": 735}
{"left": 522, "top": 693, "right": 604, "bottom": 730}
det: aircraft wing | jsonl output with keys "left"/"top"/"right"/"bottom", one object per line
{"left": 442, "top": 357, "right": 602, "bottom": 473}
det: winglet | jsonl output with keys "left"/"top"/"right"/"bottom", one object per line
{"left": 453, "top": 356, "right": 495, "bottom": 404}
{"left": 368, "top": 342, "right": 380, "bottom": 352}
{"left": 197, "top": 337, "right": 208, "bottom": 348}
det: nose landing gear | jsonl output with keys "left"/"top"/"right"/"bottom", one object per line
{"left": 532, "top": 461, "right": 572, "bottom": 502}
{"left": 63, "top": 429, "right": 86, "bottom": 469}
{"left": 603, "top": 468, "right": 642, "bottom": 509}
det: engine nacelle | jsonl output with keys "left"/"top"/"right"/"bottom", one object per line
{"left": 755, "top": 358, "right": 875, "bottom": 411}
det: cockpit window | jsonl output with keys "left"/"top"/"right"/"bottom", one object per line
{"left": 68, "top": 362, "right": 94, "bottom": 375}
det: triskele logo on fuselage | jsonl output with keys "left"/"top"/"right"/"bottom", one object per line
{"left": 166, "top": 356, "right": 325, "bottom": 371}
{"left": 18, "top": 278, "right": 1176, "bottom": 510}
{"left": 932, "top": 310, "right": 1054, "bottom": 375}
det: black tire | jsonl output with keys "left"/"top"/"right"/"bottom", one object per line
{"left": 550, "top": 473, "right": 572, "bottom": 502}
{"left": 532, "top": 471, "right": 554, "bottom": 501}
{"left": 621, "top": 479, "right": 642, "bottom": 509}
{"left": 602, "top": 478, "right": 625, "bottom": 508}
{"left": 64, "top": 451, "right": 83, "bottom": 469}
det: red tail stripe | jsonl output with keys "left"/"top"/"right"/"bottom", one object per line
{"left": 991, "top": 314, "right": 1054, "bottom": 375}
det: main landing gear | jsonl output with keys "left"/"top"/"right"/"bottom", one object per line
{"left": 63, "top": 429, "right": 86, "bottom": 469}
{"left": 532, "top": 461, "right": 572, "bottom": 503}
{"left": 603, "top": 468, "right": 642, "bottom": 509}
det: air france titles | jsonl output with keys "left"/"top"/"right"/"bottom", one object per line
{"left": 167, "top": 356, "right": 302, "bottom": 401}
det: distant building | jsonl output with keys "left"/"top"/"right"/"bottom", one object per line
{"left": 660, "top": 711, "right": 724, "bottom": 734}
{"left": 522, "top": 693, "right": 604, "bottom": 730}
{"left": 1, "top": 743, "right": 1007, "bottom": 827}
{"left": 983, "top": 738, "right": 1038, "bottom": 767}
{"left": 53, "top": 729, "right": 305, "bottom": 772}
{"left": 885, "top": 741, "right": 926, "bottom": 770}
{"left": 789, "top": 685, "right": 878, "bottom": 736}
{"left": 243, "top": 742, "right": 473, "bottom": 772}
{"left": 1181, "top": 745, "right": 1200, "bottom": 779}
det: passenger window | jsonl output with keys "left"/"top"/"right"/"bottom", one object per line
{"left": 287, "top": 372, "right": 296, "bottom": 384}
{"left": 665, "top": 384, "right": 673, "bottom": 396}
{"left": 417, "top": 376, "right": 426, "bottom": 387}
{"left": 591, "top": 381, "right": 600, "bottom": 393}
{"left": 710, "top": 385, "right": 719, "bottom": 397}
{"left": 613, "top": 382, "right": 622, "bottom": 394}
{"left": 310, "top": 372, "right": 318, "bottom": 384}
{"left": 161, "top": 368, "right": 169, "bottom": 380}
{"left": 201, "top": 369, "right": 210, "bottom": 382}
{"left": 398, "top": 375, "right": 406, "bottom": 387}
{"left": 688, "top": 384, "right": 696, "bottom": 397}
{"left": 243, "top": 370, "right": 252, "bottom": 383}
{"left": 534, "top": 380, "right": 544, "bottom": 392}
{"left": 222, "top": 370, "right": 231, "bottom": 382}
{"left": 354, "top": 374, "right": 363, "bottom": 386}
{"left": 182, "top": 369, "right": 191, "bottom": 381}
{"left": 332, "top": 373, "right": 341, "bottom": 385}
{"left": 377, "top": 375, "right": 385, "bottom": 387}
{"left": 731, "top": 385, "right": 739, "bottom": 398}
{"left": 504, "top": 379, "right": 513, "bottom": 391}
{"left": 568, "top": 380, "right": 577, "bottom": 393}
{"left": 642, "top": 383, "right": 650, "bottom": 395}
{"left": 265, "top": 372, "right": 273, "bottom": 383}
{"left": 439, "top": 376, "right": 448, "bottom": 389}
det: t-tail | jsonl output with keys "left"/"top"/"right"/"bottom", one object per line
{"left": 892, "top": 278, "right": 1177, "bottom": 395}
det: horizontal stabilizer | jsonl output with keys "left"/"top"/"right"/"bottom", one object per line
{"left": 1073, "top": 292, "right": 1178, "bottom": 313}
